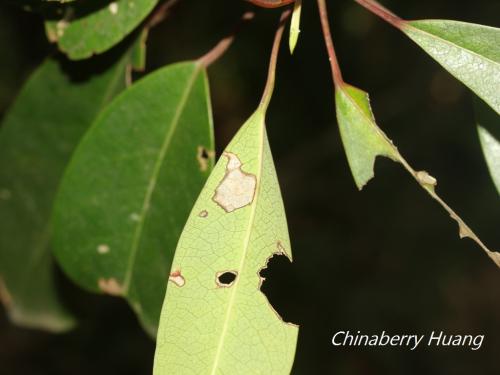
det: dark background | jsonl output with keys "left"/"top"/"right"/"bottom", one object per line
{"left": 1, "top": 0, "right": 500, "bottom": 374}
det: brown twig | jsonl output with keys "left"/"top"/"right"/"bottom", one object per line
{"left": 197, "top": 12, "right": 255, "bottom": 68}
{"left": 316, "top": 0, "right": 344, "bottom": 87}
{"left": 353, "top": 0, "right": 403, "bottom": 29}
{"left": 259, "top": 9, "right": 293, "bottom": 110}
{"left": 147, "top": 0, "right": 181, "bottom": 29}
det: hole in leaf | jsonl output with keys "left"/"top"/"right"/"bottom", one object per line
{"left": 216, "top": 271, "right": 237, "bottom": 287}
{"left": 197, "top": 146, "right": 212, "bottom": 172}
{"left": 259, "top": 253, "right": 299, "bottom": 326}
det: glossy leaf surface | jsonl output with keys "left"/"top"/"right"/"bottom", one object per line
{"left": 0, "top": 51, "right": 130, "bottom": 331}
{"left": 403, "top": 20, "right": 500, "bottom": 114}
{"left": 53, "top": 61, "right": 214, "bottom": 336}
{"left": 46, "top": 0, "right": 158, "bottom": 60}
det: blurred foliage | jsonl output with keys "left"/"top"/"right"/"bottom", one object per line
{"left": 0, "top": 0, "right": 499, "bottom": 374}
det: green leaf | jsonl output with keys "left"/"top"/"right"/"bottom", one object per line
{"left": 0, "top": 50, "right": 132, "bottom": 331}
{"left": 475, "top": 98, "right": 500, "bottom": 195}
{"left": 335, "top": 82, "right": 500, "bottom": 267}
{"left": 153, "top": 16, "right": 298, "bottom": 373}
{"left": 336, "top": 84, "right": 399, "bottom": 189}
{"left": 53, "top": 61, "right": 215, "bottom": 337}
{"left": 402, "top": 20, "right": 500, "bottom": 114}
{"left": 130, "top": 29, "right": 149, "bottom": 72}
{"left": 154, "top": 111, "right": 298, "bottom": 375}
{"left": 46, "top": 0, "right": 158, "bottom": 60}
{"left": 289, "top": 0, "right": 302, "bottom": 54}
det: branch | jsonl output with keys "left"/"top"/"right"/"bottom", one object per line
{"left": 353, "top": 0, "right": 403, "bottom": 29}
{"left": 198, "top": 12, "right": 255, "bottom": 68}
{"left": 259, "top": 9, "right": 293, "bottom": 110}
{"left": 147, "top": 0, "right": 182, "bottom": 29}
{"left": 316, "top": 0, "right": 344, "bottom": 87}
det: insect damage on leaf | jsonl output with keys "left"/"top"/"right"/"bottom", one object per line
{"left": 168, "top": 270, "right": 185, "bottom": 287}
{"left": 257, "top": 243, "right": 297, "bottom": 326}
{"left": 98, "top": 278, "right": 124, "bottom": 296}
{"left": 335, "top": 81, "right": 500, "bottom": 267}
{"left": 109, "top": 2, "right": 119, "bottom": 15}
{"left": 215, "top": 271, "right": 238, "bottom": 287}
{"left": 97, "top": 244, "right": 110, "bottom": 254}
{"left": 212, "top": 152, "right": 257, "bottom": 213}
{"left": 153, "top": 12, "right": 298, "bottom": 373}
{"left": 197, "top": 146, "right": 214, "bottom": 172}
{"left": 258, "top": 241, "right": 292, "bottom": 289}
{"left": 0, "top": 277, "right": 12, "bottom": 307}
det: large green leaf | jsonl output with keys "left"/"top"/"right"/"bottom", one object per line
{"left": 154, "top": 108, "right": 297, "bottom": 375}
{"left": 402, "top": 20, "right": 500, "bottom": 114}
{"left": 336, "top": 82, "right": 500, "bottom": 267}
{"left": 0, "top": 50, "right": 132, "bottom": 331}
{"left": 476, "top": 98, "right": 500, "bottom": 195}
{"left": 53, "top": 61, "right": 214, "bottom": 336}
{"left": 153, "top": 22, "right": 298, "bottom": 375}
{"left": 46, "top": 0, "right": 158, "bottom": 60}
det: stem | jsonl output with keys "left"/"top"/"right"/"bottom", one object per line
{"left": 353, "top": 0, "right": 403, "bottom": 29}
{"left": 147, "top": 0, "right": 181, "bottom": 29}
{"left": 259, "top": 9, "right": 293, "bottom": 110}
{"left": 316, "top": 0, "right": 344, "bottom": 87}
{"left": 198, "top": 12, "right": 255, "bottom": 68}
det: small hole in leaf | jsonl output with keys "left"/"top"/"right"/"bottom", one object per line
{"left": 197, "top": 146, "right": 212, "bottom": 172}
{"left": 216, "top": 271, "right": 237, "bottom": 287}
{"left": 200, "top": 147, "right": 209, "bottom": 160}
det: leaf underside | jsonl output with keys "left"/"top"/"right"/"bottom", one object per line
{"left": 53, "top": 61, "right": 214, "bottom": 336}
{"left": 46, "top": 0, "right": 158, "bottom": 60}
{"left": 336, "top": 83, "right": 500, "bottom": 268}
{"left": 403, "top": 20, "right": 500, "bottom": 114}
{"left": 153, "top": 107, "right": 298, "bottom": 374}
{"left": 0, "top": 51, "right": 130, "bottom": 331}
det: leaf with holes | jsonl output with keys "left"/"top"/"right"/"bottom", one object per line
{"left": 336, "top": 82, "right": 500, "bottom": 267}
{"left": 52, "top": 61, "right": 214, "bottom": 337}
{"left": 0, "top": 47, "right": 134, "bottom": 331}
{"left": 153, "top": 25, "right": 298, "bottom": 375}
{"left": 46, "top": 0, "right": 158, "bottom": 60}
{"left": 476, "top": 98, "right": 500, "bottom": 195}
{"left": 402, "top": 20, "right": 500, "bottom": 114}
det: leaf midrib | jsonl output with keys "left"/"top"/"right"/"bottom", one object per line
{"left": 210, "top": 111, "right": 265, "bottom": 375}
{"left": 122, "top": 66, "right": 200, "bottom": 293}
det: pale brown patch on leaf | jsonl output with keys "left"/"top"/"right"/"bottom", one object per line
{"left": 213, "top": 152, "right": 257, "bottom": 213}
{"left": 198, "top": 210, "right": 208, "bottom": 218}
{"left": 0, "top": 277, "right": 12, "bottom": 307}
{"left": 197, "top": 146, "right": 214, "bottom": 172}
{"left": 169, "top": 270, "right": 185, "bottom": 287}
{"left": 97, "top": 244, "right": 110, "bottom": 254}
{"left": 108, "top": 2, "right": 118, "bottom": 14}
{"left": 98, "top": 278, "right": 123, "bottom": 296}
